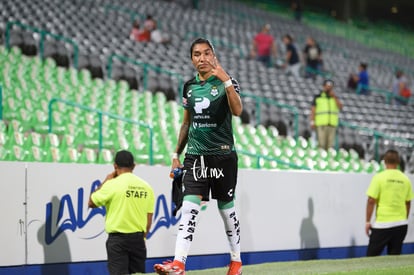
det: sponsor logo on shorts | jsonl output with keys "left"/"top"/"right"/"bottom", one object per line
{"left": 191, "top": 158, "right": 225, "bottom": 181}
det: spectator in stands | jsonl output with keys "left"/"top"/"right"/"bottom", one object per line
{"left": 303, "top": 36, "right": 322, "bottom": 79}
{"left": 392, "top": 69, "right": 411, "bottom": 106}
{"left": 153, "top": 37, "right": 243, "bottom": 275}
{"left": 365, "top": 149, "right": 413, "bottom": 256}
{"left": 310, "top": 79, "right": 343, "bottom": 150}
{"left": 151, "top": 27, "right": 171, "bottom": 44}
{"left": 250, "top": 24, "right": 277, "bottom": 68}
{"left": 129, "top": 20, "right": 150, "bottom": 42}
{"left": 144, "top": 15, "right": 157, "bottom": 32}
{"left": 282, "top": 34, "right": 301, "bottom": 79}
{"left": 291, "top": 0, "right": 303, "bottom": 22}
{"left": 347, "top": 63, "right": 369, "bottom": 95}
{"left": 148, "top": 17, "right": 171, "bottom": 45}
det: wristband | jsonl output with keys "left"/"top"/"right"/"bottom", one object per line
{"left": 224, "top": 79, "right": 232, "bottom": 88}
{"left": 172, "top": 153, "right": 179, "bottom": 159}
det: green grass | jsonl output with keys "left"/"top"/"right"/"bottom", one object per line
{"left": 147, "top": 254, "right": 414, "bottom": 274}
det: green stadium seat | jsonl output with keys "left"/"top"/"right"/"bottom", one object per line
{"left": 339, "top": 160, "right": 352, "bottom": 173}
{"left": 6, "top": 130, "right": 26, "bottom": 147}
{"left": 63, "top": 147, "right": 81, "bottom": 163}
{"left": 337, "top": 148, "right": 350, "bottom": 161}
{"left": 98, "top": 149, "right": 114, "bottom": 164}
{"left": 283, "top": 147, "right": 295, "bottom": 159}
{"left": 0, "top": 146, "right": 11, "bottom": 161}
{"left": 327, "top": 148, "right": 337, "bottom": 159}
{"left": 26, "top": 132, "right": 44, "bottom": 148}
{"left": 267, "top": 125, "right": 279, "bottom": 138}
{"left": 29, "top": 146, "right": 46, "bottom": 162}
{"left": 271, "top": 147, "right": 283, "bottom": 158}
{"left": 363, "top": 161, "right": 375, "bottom": 174}
{"left": 261, "top": 159, "right": 279, "bottom": 170}
{"left": 4, "top": 97, "right": 22, "bottom": 120}
{"left": 291, "top": 156, "right": 306, "bottom": 169}
{"left": 239, "top": 155, "right": 253, "bottom": 169}
{"left": 295, "top": 147, "right": 306, "bottom": 159}
{"left": 11, "top": 145, "right": 29, "bottom": 161}
{"left": 0, "top": 131, "right": 6, "bottom": 147}
{"left": 297, "top": 136, "right": 309, "bottom": 150}
{"left": 350, "top": 159, "right": 363, "bottom": 173}
{"left": 256, "top": 124, "right": 268, "bottom": 138}
{"left": 79, "top": 148, "right": 98, "bottom": 163}
{"left": 60, "top": 134, "right": 76, "bottom": 150}
{"left": 46, "top": 147, "right": 62, "bottom": 162}
{"left": 314, "top": 159, "right": 328, "bottom": 171}
{"left": 44, "top": 133, "right": 60, "bottom": 148}
{"left": 318, "top": 148, "right": 329, "bottom": 160}
{"left": 284, "top": 136, "right": 297, "bottom": 149}
{"left": 0, "top": 119, "right": 7, "bottom": 133}
{"left": 370, "top": 160, "right": 381, "bottom": 173}
{"left": 304, "top": 158, "right": 315, "bottom": 169}
{"left": 328, "top": 160, "right": 341, "bottom": 172}
{"left": 349, "top": 149, "right": 360, "bottom": 161}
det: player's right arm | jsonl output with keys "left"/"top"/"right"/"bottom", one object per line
{"left": 172, "top": 109, "right": 190, "bottom": 170}
{"left": 365, "top": 196, "right": 376, "bottom": 236}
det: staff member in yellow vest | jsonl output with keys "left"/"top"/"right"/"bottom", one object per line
{"left": 89, "top": 150, "right": 155, "bottom": 275}
{"left": 310, "top": 79, "right": 343, "bottom": 150}
{"left": 365, "top": 149, "right": 413, "bottom": 256}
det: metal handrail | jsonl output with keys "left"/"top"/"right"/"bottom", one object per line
{"left": 305, "top": 66, "right": 334, "bottom": 79}
{"left": 185, "top": 31, "right": 246, "bottom": 58}
{"left": 104, "top": 4, "right": 161, "bottom": 28}
{"left": 5, "top": 21, "right": 79, "bottom": 68}
{"left": 107, "top": 53, "right": 184, "bottom": 96}
{"left": 356, "top": 84, "right": 410, "bottom": 105}
{"left": 339, "top": 120, "right": 414, "bottom": 161}
{"left": 241, "top": 93, "right": 300, "bottom": 139}
{"left": 48, "top": 98, "right": 154, "bottom": 165}
{"left": 0, "top": 85, "right": 2, "bottom": 120}
{"left": 238, "top": 149, "right": 311, "bottom": 170}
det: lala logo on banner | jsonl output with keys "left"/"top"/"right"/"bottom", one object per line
{"left": 42, "top": 180, "right": 180, "bottom": 244}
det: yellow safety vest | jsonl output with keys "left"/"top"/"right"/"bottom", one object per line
{"left": 314, "top": 92, "right": 339, "bottom": 126}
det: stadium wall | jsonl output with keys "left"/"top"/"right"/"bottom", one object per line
{"left": 1, "top": 162, "right": 413, "bottom": 274}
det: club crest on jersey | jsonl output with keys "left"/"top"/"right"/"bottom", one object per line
{"left": 210, "top": 86, "right": 218, "bottom": 96}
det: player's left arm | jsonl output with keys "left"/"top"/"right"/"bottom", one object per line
{"left": 225, "top": 77, "right": 243, "bottom": 116}
{"left": 209, "top": 57, "right": 242, "bottom": 116}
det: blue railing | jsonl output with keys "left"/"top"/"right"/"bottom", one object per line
{"left": 5, "top": 21, "right": 79, "bottom": 68}
{"left": 238, "top": 149, "right": 311, "bottom": 170}
{"left": 107, "top": 54, "right": 184, "bottom": 96}
{"left": 48, "top": 98, "right": 154, "bottom": 164}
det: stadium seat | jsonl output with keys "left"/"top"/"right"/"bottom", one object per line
{"left": 98, "top": 149, "right": 114, "bottom": 164}
{"left": 79, "top": 148, "right": 98, "bottom": 163}
{"left": 11, "top": 145, "right": 29, "bottom": 161}
{"left": 29, "top": 146, "right": 46, "bottom": 162}
{"left": 0, "top": 0, "right": 412, "bottom": 174}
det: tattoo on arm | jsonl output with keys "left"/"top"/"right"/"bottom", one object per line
{"left": 176, "top": 122, "right": 189, "bottom": 154}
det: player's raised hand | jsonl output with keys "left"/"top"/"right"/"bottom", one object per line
{"left": 208, "top": 56, "right": 230, "bottom": 82}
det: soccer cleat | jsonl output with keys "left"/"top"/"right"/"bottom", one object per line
{"left": 227, "top": 261, "right": 242, "bottom": 275}
{"left": 154, "top": 260, "right": 185, "bottom": 275}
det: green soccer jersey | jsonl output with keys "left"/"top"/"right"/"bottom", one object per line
{"left": 366, "top": 169, "right": 413, "bottom": 223}
{"left": 182, "top": 74, "right": 240, "bottom": 155}
{"left": 91, "top": 173, "right": 155, "bottom": 233}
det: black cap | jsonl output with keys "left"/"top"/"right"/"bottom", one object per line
{"left": 114, "top": 150, "right": 135, "bottom": 168}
